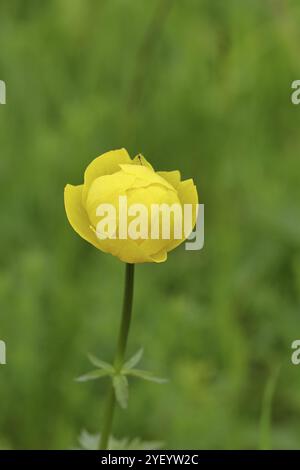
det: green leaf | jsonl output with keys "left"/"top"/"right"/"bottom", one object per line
{"left": 113, "top": 374, "right": 129, "bottom": 409}
{"left": 75, "top": 369, "right": 110, "bottom": 382}
{"left": 75, "top": 430, "right": 163, "bottom": 451}
{"left": 109, "top": 436, "right": 163, "bottom": 450}
{"left": 123, "top": 348, "right": 144, "bottom": 370}
{"left": 78, "top": 429, "right": 100, "bottom": 450}
{"left": 87, "top": 353, "right": 114, "bottom": 372}
{"left": 126, "top": 369, "right": 168, "bottom": 384}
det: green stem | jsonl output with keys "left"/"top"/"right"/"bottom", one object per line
{"left": 99, "top": 263, "right": 135, "bottom": 450}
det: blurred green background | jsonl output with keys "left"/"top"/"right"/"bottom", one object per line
{"left": 1, "top": 0, "right": 300, "bottom": 450}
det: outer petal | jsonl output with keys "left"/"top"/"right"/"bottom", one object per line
{"left": 166, "top": 178, "right": 199, "bottom": 253}
{"left": 115, "top": 241, "right": 167, "bottom": 264}
{"left": 149, "top": 249, "right": 167, "bottom": 263}
{"left": 112, "top": 239, "right": 153, "bottom": 264}
{"left": 132, "top": 154, "right": 154, "bottom": 171}
{"left": 157, "top": 170, "right": 181, "bottom": 189}
{"left": 177, "top": 178, "right": 198, "bottom": 206}
{"left": 82, "top": 148, "right": 132, "bottom": 202}
{"left": 64, "top": 184, "right": 102, "bottom": 249}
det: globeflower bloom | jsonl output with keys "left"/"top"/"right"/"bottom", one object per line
{"left": 64, "top": 149, "right": 198, "bottom": 263}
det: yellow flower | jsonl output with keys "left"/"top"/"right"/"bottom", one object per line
{"left": 64, "top": 149, "right": 198, "bottom": 263}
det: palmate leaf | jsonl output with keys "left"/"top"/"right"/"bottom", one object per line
{"left": 109, "top": 436, "right": 163, "bottom": 450}
{"left": 78, "top": 430, "right": 100, "bottom": 450}
{"left": 77, "top": 350, "right": 167, "bottom": 409}
{"left": 76, "top": 430, "right": 163, "bottom": 450}
{"left": 123, "top": 348, "right": 144, "bottom": 370}
{"left": 113, "top": 374, "right": 129, "bottom": 409}
{"left": 126, "top": 368, "right": 168, "bottom": 384}
{"left": 87, "top": 353, "right": 114, "bottom": 372}
{"left": 75, "top": 369, "right": 111, "bottom": 382}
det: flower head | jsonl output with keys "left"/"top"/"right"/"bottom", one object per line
{"left": 64, "top": 149, "right": 198, "bottom": 263}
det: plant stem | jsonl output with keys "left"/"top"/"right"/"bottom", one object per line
{"left": 99, "top": 263, "right": 135, "bottom": 450}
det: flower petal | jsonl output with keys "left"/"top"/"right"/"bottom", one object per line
{"left": 132, "top": 154, "right": 154, "bottom": 171}
{"left": 64, "top": 184, "right": 101, "bottom": 249}
{"left": 112, "top": 239, "right": 153, "bottom": 264}
{"left": 177, "top": 178, "right": 199, "bottom": 209}
{"left": 166, "top": 178, "right": 199, "bottom": 253}
{"left": 85, "top": 172, "right": 135, "bottom": 227}
{"left": 82, "top": 148, "right": 132, "bottom": 202}
{"left": 119, "top": 164, "right": 175, "bottom": 191}
{"left": 150, "top": 249, "right": 168, "bottom": 263}
{"left": 157, "top": 170, "right": 181, "bottom": 189}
